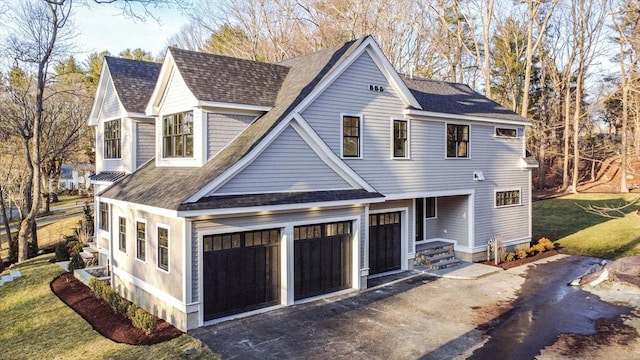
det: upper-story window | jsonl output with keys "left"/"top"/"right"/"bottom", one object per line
{"left": 446, "top": 124, "right": 469, "bottom": 158}
{"left": 118, "top": 217, "right": 127, "bottom": 253}
{"left": 393, "top": 119, "right": 409, "bottom": 158}
{"left": 495, "top": 127, "right": 517, "bottom": 138}
{"left": 342, "top": 115, "right": 362, "bottom": 158}
{"left": 162, "top": 111, "right": 194, "bottom": 158}
{"left": 104, "top": 120, "right": 121, "bottom": 159}
{"left": 98, "top": 202, "right": 109, "bottom": 231}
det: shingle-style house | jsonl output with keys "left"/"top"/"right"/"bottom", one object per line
{"left": 88, "top": 36, "right": 537, "bottom": 331}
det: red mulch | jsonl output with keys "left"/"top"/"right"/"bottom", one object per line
{"left": 479, "top": 249, "right": 561, "bottom": 270}
{"left": 50, "top": 272, "right": 183, "bottom": 345}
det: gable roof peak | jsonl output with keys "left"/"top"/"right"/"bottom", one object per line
{"left": 103, "top": 56, "right": 162, "bottom": 114}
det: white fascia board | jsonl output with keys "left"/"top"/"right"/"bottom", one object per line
{"left": 88, "top": 61, "right": 111, "bottom": 126}
{"left": 97, "top": 195, "right": 179, "bottom": 218}
{"left": 291, "top": 113, "right": 376, "bottom": 192}
{"left": 197, "top": 100, "right": 272, "bottom": 113}
{"left": 126, "top": 112, "right": 153, "bottom": 120}
{"left": 404, "top": 108, "right": 531, "bottom": 127}
{"left": 178, "top": 198, "right": 384, "bottom": 218}
{"left": 383, "top": 189, "right": 475, "bottom": 200}
{"left": 145, "top": 50, "right": 175, "bottom": 116}
{"left": 184, "top": 114, "right": 295, "bottom": 203}
{"left": 293, "top": 37, "right": 421, "bottom": 114}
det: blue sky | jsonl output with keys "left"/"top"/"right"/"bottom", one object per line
{"left": 71, "top": 2, "right": 190, "bottom": 59}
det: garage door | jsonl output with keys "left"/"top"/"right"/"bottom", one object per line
{"left": 369, "top": 212, "right": 401, "bottom": 275}
{"left": 202, "top": 229, "right": 280, "bottom": 320}
{"left": 294, "top": 221, "right": 352, "bottom": 300}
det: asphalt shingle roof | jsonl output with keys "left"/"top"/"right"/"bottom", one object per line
{"left": 402, "top": 76, "right": 530, "bottom": 123}
{"left": 89, "top": 171, "right": 127, "bottom": 183}
{"left": 105, "top": 57, "right": 161, "bottom": 113}
{"left": 169, "top": 48, "right": 290, "bottom": 107}
{"left": 101, "top": 38, "right": 368, "bottom": 210}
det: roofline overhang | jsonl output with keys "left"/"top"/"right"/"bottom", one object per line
{"left": 196, "top": 100, "right": 272, "bottom": 112}
{"left": 177, "top": 196, "right": 386, "bottom": 218}
{"left": 403, "top": 108, "right": 532, "bottom": 126}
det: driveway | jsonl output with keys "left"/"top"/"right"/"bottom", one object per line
{"left": 190, "top": 255, "right": 640, "bottom": 359}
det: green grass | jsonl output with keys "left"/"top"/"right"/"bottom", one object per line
{"left": 0, "top": 256, "right": 218, "bottom": 360}
{"left": 533, "top": 193, "right": 640, "bottom": 259}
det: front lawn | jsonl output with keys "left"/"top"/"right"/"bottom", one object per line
{"left": 533, "top": 193, "right": 640, "bottom": 259}
{"left": 0, "top": 256, "right": 218, "bottom": 360}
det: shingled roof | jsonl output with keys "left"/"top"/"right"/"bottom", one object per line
{"left": 169, "top": 48, "right": 290, "bottom": 107}
{"left": 105, "top": 57, "right": 161, "bottom": 113}
{"left": 101, "top": 38, "right": 368, "bottom": 210}
{"left": 402, "top": 76, "right": 529, "bottom": 123}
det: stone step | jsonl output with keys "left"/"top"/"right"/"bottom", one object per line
{"left": 429, "top": 259, "right": 462, "bottom": 270}
{"left": 418, "top": 248, "right": 455, "bottom": 258}
{"left": 427, "top": 253, "right": 457, "bottom": 264}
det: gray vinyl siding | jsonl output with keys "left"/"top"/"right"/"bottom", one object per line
{"left": 301, "top": 50, "right": 531, "bottom": 250}
{"left": 101, "top": 78, "right": 121, "bottom": 119}
{"left": 207, "top": 113, "right": 254, "bottom": 159}
{"left": 161, "top": 68, "right": 193, "bottom": 114}
{"left": 432, "top": 195, "right": 469, "bottom": 246}
{"left": 214, "top": 125, "right": 352, "bottom": 195}
{"left": 136, "top": 122, "right": 155, "bottom": 169}
{"left": 191, "top": 206, "right": 366, "bottom": 302}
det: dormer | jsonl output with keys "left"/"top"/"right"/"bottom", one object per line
{"left": 145, "top": 48, "right": 289, "bottom": 168}
{"left": 88, "top": 57, "right": 161, "bottom": 177}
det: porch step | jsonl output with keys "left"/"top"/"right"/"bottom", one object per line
{"left": 414, "top": 241, "right": 462, "bottom": 270}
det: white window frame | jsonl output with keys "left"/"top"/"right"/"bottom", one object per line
{"left": 390, "top": 118, "right": 410, "bottom": 159}
{"left": 494, "top": 187, "right": 522, "bottom": 208}
{"left": 340, "top": 113, "right": 363, "bottom": 159}
{"left": 157, "top": 224, "right": 170, "bottom": 273}
{"left": 494, "top": 126, "right": 518, "bottom": 139}
{"left": 118, "top": 216, "right": 127, "bottom": 254}
{"left": 445, "top": 122, "right": 470, "bottom": 159}
{"left": 135, "top": 219, "right": 147, "bottom": 263}
{"left": 98, "top": 202, "right": 109, "bottom": 232}
{"left": 103, "top": 119, "right": 122, "bottom": 160}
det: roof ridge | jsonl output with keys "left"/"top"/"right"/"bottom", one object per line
{"left": 168, "top": 47, "right": 288, "bottom": 70}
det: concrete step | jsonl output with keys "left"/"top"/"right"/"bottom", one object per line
{"left": 429, "top": 259, "right": 462, "bottom": 270}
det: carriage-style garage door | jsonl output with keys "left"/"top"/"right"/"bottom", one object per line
{"left": 294, "top": 221, "right": 352, "bottom": 300}
{"left": 369, "top": 212, "right": 402, "bottom": 275}
{"left": 202, "top": 229, "right": 280, "bottom": 320}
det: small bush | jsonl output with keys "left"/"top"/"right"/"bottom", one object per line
{"left": 106, "top": 291, "right": 129, "bottom": 316}
{"left": 67, "top": 251, "right": 85, "bottom": 271}
{"left": 516, "top": 248, "right": 528, "bottom": 260}
{"left": 54, "top": 242, "right": 70, "bottom": 261}
{"left": 533, "top": 242, "right": 546, "bottom": 254}
{"left": 538, "top": 237, "right": 555, "bottom": 251}
{"left": 89, "top": 278, "right": 108, "bottom": 300}
{"left": 130, "top": 307, "right": 157, "bottom": 335}
{"left": 526, "top": 246, "right": 537, "bottom": 256}
{"left": 505, "top": 252, "right": 516, "bottom": 262}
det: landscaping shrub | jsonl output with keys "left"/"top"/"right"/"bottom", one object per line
{"left": 130, "top": 307, "right": 157, "bottom": 335}
{"left": 54, "top": 241, "right": 70, "bottom": 261}
{"left": 88, "top": 278, "right": 108, "bottom": 300}
{"left": 505, "top": 252, "right": 516, "bottom": 262}
{"left": 67, "top": 251, "right": 85, "bottom": 271}
{"left": 538, "top": 237, "right": 555, "bottom": 251}
{"left": 532, "top": 242, "right": 546, "bottom": 254}
{"left": 516, "top": 248, "right": 528, "bottom": 260}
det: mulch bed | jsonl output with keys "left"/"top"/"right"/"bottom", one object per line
{"left": 50, "top": 272, "right": 183, "bottom": 345}
{"left": 479, "top": 249, "right": 561, "bottom": 270}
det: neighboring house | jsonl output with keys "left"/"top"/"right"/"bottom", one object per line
{"left": 88, "top": 36, "right": 537, "bottom": 331}
{"left": 59, "top": 163, "right": 93, "bottom": 191}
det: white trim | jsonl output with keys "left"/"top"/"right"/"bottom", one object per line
{"left": 134, "top": 219, "right": 147, "bottom": 263}
{"left": 390, "top": 118, "right": 410, "bottom": 159}
{"left": 292, "top": 37, "right": 421, "bottom": 114}
{"left": 494, "top": 187, "right": 523, "bottom": 208}
{"left": 183, "top": 218, "right": 191, "bottom": 305}
{"left": 203, "top": 304, "right": 285, "bottom": 327}
{"left": 117, "top": 216, "right": 127, "bottom": 254}
{"left": 294, "top": 288, "right": 356, "bottom": 305}
{"left": 111, "top": 266, "right": 190, "bottom": 313}
{"left": 156, "top": 224, "right": 171, "bottom": 273}
{"left": 179, "top": 198, "right": 382, "bottom": 218}
{"left": 404, "top": 108, "right": 531, "bottom": 126}
{"left": 98, "top": 196, "right": 178, "bottom": 218}
{"left": 383, "top": 189, "right": 474, "bottom": 201}
{"left": 445, "top": 122, "right": 471, "bottom": 159}
{"left": 340, "top": 113, "right": 363, "bottom": 159}
{"left": 197, "top": 100, "right": 272, "bottom": 112}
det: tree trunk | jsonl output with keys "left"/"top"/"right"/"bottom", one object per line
{"left": 537, "top": 143, "right": 546, "bottom": 189}
{"left": 562, "top": 86, "right": 572, "bottom": 191}
{"left": 0, "top": 186, "right": 11, "bottom": 251}
{"left": 571, "top": 69, "right": 584, "bottom": 193}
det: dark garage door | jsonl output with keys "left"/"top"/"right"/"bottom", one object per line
{"left": 369, "top": 212, "right": 401, "bottom": 275}
{"left": 203, "top": 229, "right": 280, "bottom": 320}
{"left": 294, "top": 221, "right": 352, "bottom": 300}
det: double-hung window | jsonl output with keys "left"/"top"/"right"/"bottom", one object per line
{"left": 393, "top": 119, "right": 408, "bottom": 158}
{"left": 104, "top": 120, "right": 121, "bottom": 159}
{"left": 118, "top": 217, "right": 126, "bottom": 253}
{"left": 98, "top": 202, "right": 109, "bottom": 231}
{"left": 447, "top": 124, "right": 469, "bottom": 158}
{"left": 136, "top": 221, "right": 146, "bottom": 261}
{"left": 162, "top": 111, "right": 194, "bottom": 158}
{"left": 158, "top": 227, "right": 169, "bottom": 271}
{"left": 342, "top": 115, "right": 361, "bottom": 158}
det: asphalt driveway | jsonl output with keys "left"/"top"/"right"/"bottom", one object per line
{"left": 190, "top": 255, "right": 640, "bottom": 359}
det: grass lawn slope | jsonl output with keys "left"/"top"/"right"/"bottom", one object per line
{"left": 533, "top": 193, "right": 640, "bottom": 259}
{"left": 0, "top": 256, "right": 218, "bottom": 360}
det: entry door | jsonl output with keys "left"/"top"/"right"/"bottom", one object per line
{"left": 294, "top": 221, "right": 352, "bottom": 300}
{"left": 202, "top": 229, "right": 280, "bottom": 320}
{"left": 369, "top": 212, "right": 402, "bottom": 275}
